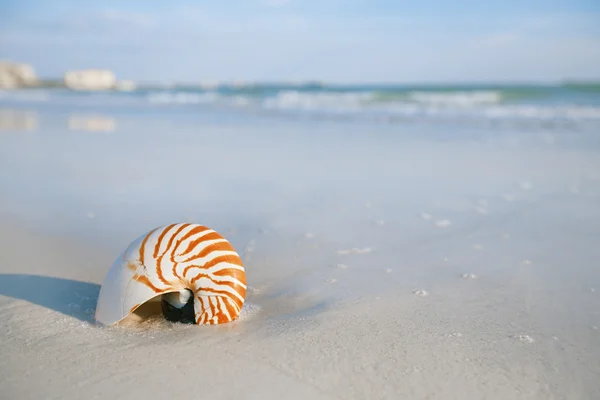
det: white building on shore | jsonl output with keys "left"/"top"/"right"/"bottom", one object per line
{"left": 64, "top": 69, "right": 117, "bottom": 91}
{"left": 0, "top": 61, "right": 38, "bottom": 89}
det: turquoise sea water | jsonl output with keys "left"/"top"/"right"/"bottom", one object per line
{"left": 1, "top": 83, "right": 600, "bottom": 131}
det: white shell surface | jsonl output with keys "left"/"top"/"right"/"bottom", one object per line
{"left": 95, "top": 232, "right": 162, "bottom": 325}
{"left": 95, "top": 223, "right": 246, "bottom": 326}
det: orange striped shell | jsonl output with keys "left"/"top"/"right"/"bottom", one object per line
{"left": 95, "top": 223, "right": 246, "bottom": 326}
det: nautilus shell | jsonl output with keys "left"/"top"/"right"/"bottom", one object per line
{"left": 95, "top": 223, "right": 246, "bottom": 326}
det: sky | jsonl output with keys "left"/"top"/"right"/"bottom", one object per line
{"left": 1, "top": 0, "right": 599, "bottom": 84}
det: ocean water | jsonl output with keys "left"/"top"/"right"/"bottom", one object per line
{"left": 2, "top": 82, "right": 600, "bottom": 130}
{"left": 2, "top": 82, "right": 600, "bottom": 234}
{"left": 1, "top": 83, "right": 600, "bottom": 301}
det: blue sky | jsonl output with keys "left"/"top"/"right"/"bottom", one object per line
{"left": 1, "top": 0, "right": 599, "bottom": 83}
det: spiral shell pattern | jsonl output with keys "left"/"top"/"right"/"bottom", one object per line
{"left": 98, "top": 223, "right": 246, "bottom": 325}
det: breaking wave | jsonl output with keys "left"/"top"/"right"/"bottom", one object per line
{"left": 2, "top": 83, "right": 600, "bottom": 127}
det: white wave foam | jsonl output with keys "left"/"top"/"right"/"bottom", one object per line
{"left": 408, "top": 90, "right": 502, "bottom": 106}
{"left": 261, "top": 90, "right": 509, "bottom": 116}
{"left": 483, "top": 105, "right": 600, "bottom": 120}
{"left": 141, "top": 89, "right": 600, "bottom": 123}
{"left": 262, "top": 90, "right": 370, "bottom": 112}
{"left": 2, "top": 86, "right": 594, "bottom": 126}
{"left": 146, "top": 92, "right": 219, "bottom": 105}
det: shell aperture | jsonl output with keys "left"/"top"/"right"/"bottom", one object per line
{"left": 162, "top": 290, "right": 195, "bottom": 324}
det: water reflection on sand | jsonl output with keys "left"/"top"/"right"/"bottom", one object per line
{"left": 68, "top": 114, "right": 116, "bottom": 133}
{"left": 0, "top": 108, "right": 38, "bottom": 132}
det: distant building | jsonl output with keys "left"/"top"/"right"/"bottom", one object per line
{"left": 0, "top": 61, "right": 38, "bottom": 89}
{"left": 64, "top": 69, "right": 117, "bottom": 91}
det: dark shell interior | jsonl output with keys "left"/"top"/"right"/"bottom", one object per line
{"left": 161, "top": 291, "right": 195, "bottom": 324}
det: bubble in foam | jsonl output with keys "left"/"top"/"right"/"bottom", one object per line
{"left": 444, "top": 332, "right": 463, "bottom": 338}
{"left": 513, "top": 334, "right": 535, "bottom": 343}
{"left": 434, "top": 219, "right": 451, "bottom": 228}
{"left": 338, "top": 247, "right": 372, "bottom": 255}
{"left": 461, "top": 273, "right": 477, "bottom": 279}
{"left": 475, "top": 206, "right": 488, "bottom": 215}
{"left": 413, "top": 289, "right": 428, "bottom": 296}
{"left": 247, "top": 286, "right": 262, "bottom": 295}
{"left": 420, "top": 212, "right": 433, "bottom": 221}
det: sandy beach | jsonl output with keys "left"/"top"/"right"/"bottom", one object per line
{"left": 1, "top": 90, "right": 600, "bottom": 399}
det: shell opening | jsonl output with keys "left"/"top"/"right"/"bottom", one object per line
{"left": 161, "top": 289, "right": 195, "bottom": 324}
